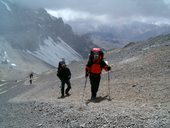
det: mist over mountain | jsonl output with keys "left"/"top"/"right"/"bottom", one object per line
{"left": 68, "top": 19, "right": 170, "bottom": 49}
{"left": 0, "top": 0, "right": 96, "bottom": 67}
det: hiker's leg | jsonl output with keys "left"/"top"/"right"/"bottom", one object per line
{"left": 90, "top": 75, "right": 97, "bottom": 98}
{"left": 94, "top": 75, "right": 101, "bottom": 94}
{"left": 65, "top": 80, "right": 71, "bottom": 94}
{"left": 90, "top": 75, "right": 101, "bottom": 98}
{"left": 30, "top": 79, "right": 32, "bottom": 84}
{"left": 61, "top": 81, "right": 65, "bottom": 96}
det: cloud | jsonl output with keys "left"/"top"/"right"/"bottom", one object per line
{"left": 47, "top": 9, "right": 111, "bottom": 24}
{"left": 13, "top": 0, "right": 170, "bottom": 26}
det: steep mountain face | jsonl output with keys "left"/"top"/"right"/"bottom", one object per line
{"left": 27, "top": 37, "right": 82, "bottom": 67}
{"left": 0, "top": 0, "right": 96, "bottom": 65}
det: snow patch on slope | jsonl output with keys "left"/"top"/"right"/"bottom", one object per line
{"left": 27, "top": 36, "right": 83, "bottom": 67}
{"left": 0, "top": 0, "right": 12, "bottom": 12}
{"left": 0, "top": 36, "right": 54, "bottom": 80}
{"left": 0, "top": 37, "right": 16, "bottom": 68}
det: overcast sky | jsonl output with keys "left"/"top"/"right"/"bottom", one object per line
{"left": 13, "top": 0, "right": 170, "bottom": 27}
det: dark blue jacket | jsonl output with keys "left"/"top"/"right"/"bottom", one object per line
{"left": 57, "top": 66, "right": 71, "bottom": 81}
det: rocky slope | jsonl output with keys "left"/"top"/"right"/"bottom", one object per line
{"left": 0, "top": 34, "right": 170, "bottom": 128}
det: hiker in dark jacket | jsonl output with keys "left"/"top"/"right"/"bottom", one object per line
{"left": 57, "top": 62, "right": 71, "bottom": 98}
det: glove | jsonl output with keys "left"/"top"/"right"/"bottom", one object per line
{"left": 107, "top": 66, "right": 111, "bottom": 71}
{"left": 68, "top": 75, "right": 71, "bottom": 79}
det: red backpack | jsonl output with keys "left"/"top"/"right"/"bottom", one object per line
{"left": 89, "top": 48, "right": 104, "bottom": 62}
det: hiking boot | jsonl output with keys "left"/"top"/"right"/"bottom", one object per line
{"left": 66, "top": 92, "right": 71, "bottom": 96}
{"left": 60, "top": 95, "right": 64, "bottom": 98}
{"left": 90, "top": 96, "right": 96, "bottom": 101}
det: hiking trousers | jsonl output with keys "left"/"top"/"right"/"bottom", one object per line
{"left": 89, "top": 74, "right": 101, "bottom": 98}
{"left": 61, "top": 79, "right": 71, "bottom": 96}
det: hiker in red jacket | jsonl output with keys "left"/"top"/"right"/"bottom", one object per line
{"left": 85, "top": 48, "right": 111, "bottom": 101}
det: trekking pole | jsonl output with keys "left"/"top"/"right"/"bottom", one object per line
{"left": 105, "top": 60, "right": 111, "bottom": 101}
{"left": 108, "top": 70, "right": 111, "bottom": 101}
{"left": 82, "top": 76, "right": 87, "bottom": 102}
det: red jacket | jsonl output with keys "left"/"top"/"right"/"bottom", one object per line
{"left": 86, "top": 59, "right": 109, "bottom": 75}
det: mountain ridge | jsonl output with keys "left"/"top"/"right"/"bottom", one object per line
{"left": 0, "top": 0, "right": 96, "bottom": 76}
{"left": 0, "top": 0, "right": 96, "bottom": 57}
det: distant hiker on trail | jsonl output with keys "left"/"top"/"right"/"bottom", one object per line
{"left": 29, "top": 72, "right": 33, "bottom": 84}
{"left": 85, "top": 48, "right": 111, "bottom": 101}
{"left": 57, "top": 60, "right": 71, "bottom": 98}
